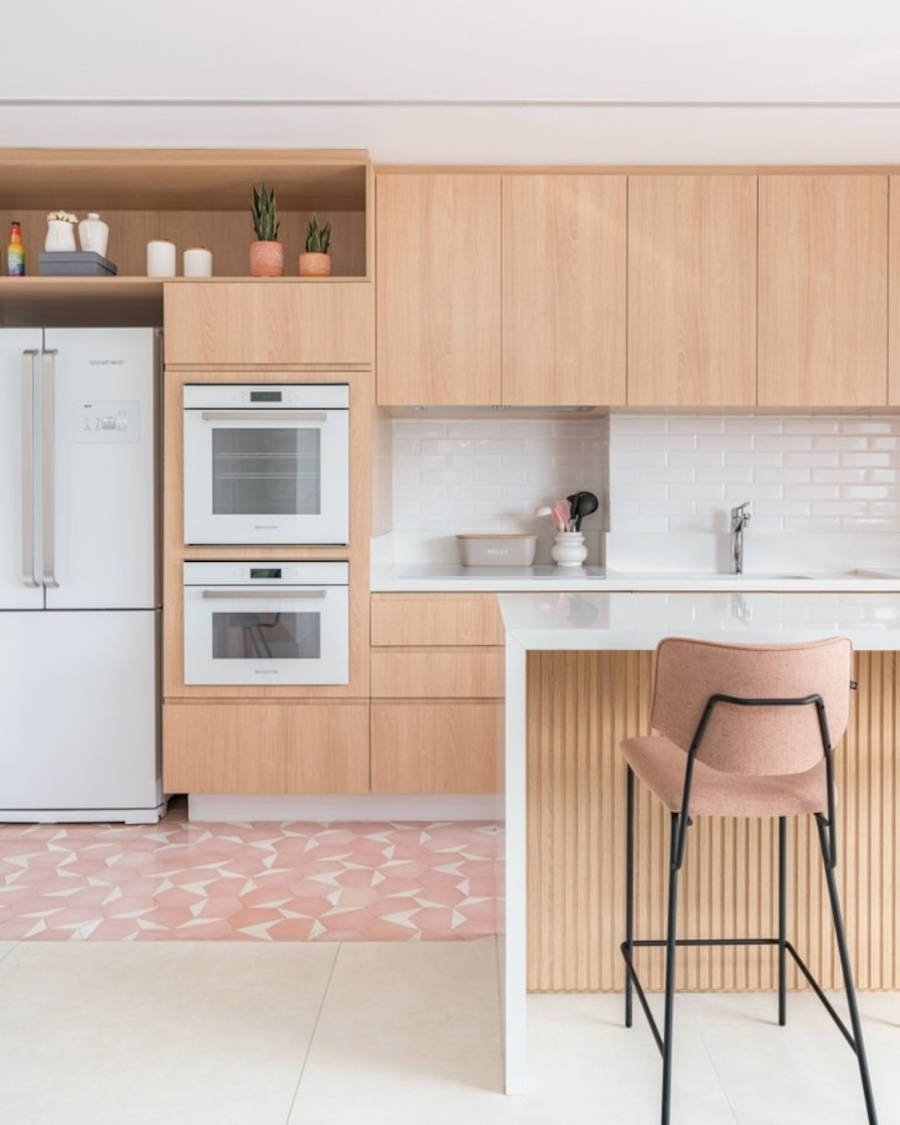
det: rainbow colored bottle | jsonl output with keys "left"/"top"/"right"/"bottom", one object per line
{"left": 6, "top": 220, "right": 25, "bottom": 276}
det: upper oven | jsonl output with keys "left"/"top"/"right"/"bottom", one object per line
{"left": 183, "top": 383, "right": 349, "bottom": 545}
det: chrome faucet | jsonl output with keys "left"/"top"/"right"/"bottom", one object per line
{"left": 730, "top": 502, "right": 752, "bottom": 575}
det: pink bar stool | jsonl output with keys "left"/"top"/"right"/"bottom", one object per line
{"left": 619, "top": 636, "right": 877, "bottom": 1125}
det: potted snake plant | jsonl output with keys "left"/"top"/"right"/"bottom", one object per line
{"left": 249, "top": 184, "right": 283, "bottom": 277}
{"left": 299, "top": 215, "right": 332, "bottom": 276}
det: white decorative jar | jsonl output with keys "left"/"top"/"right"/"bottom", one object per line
{"left": 551, "top": 531, "right": 588, "bottom": 568}
{"left": 146, "top": 239, "right": 176, "bottom": 278}
{"left": 45, "top": 219, "right": 77, "bottom": 252}
{"left": 78, "top": 212, "right": 109, "bottom": 256}
{"left": 183, "top": 247, "right": 213, "bottom": 277}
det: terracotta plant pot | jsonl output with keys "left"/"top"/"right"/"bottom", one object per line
{"left": 299, "top": 251, "right": 332, "bottom": 277}
{"left": 249, "top": 240, "right": 284, "bottom": 277}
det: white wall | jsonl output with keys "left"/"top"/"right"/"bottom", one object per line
{"left": 4, "top": 1, "right": 900, "bottom": 161}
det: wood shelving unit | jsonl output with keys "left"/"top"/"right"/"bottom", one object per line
{"left": 0, "top": 148, "right": 373, "bottom": 326}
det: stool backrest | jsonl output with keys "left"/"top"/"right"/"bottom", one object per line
{"left": 650, "top": 636, "right": 853, "bottom": 776}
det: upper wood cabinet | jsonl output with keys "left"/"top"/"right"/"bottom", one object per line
{"left": 628, "top": 175, "right": 757, "bottom": 406}
{"left": 502, "top": 175, "right": 626, "bottom": 405}
{"left": 164, "top": 280, "right": 374, "bottom": 366}
{"left": 890, "top": 177, "right": 900, "bottom": 404}
{"left": 376, "top": 173, "right": 501, "bottom": 405}
{"left": 758, "top": 175, "right": 888, "bottom": 407}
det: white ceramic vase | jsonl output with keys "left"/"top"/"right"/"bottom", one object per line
{"left": 45, "top": 220, "right": 77, "bottom": 252}
{"left": 551, "top": 531, "right": 588, "bottom": 568}
{"left": 78, "top": 212, "right": 109, "bottom": 256}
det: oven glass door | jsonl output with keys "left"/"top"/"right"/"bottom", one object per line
{"left": 184, "top": 410, "right": 349, "bottom": 544}
{"left": 184, "top": 584, "right": 349, "bottom": 685}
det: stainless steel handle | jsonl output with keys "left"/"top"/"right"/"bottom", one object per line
{"left": 200, "top": 588, "right": 328, "bottom": 600}
{"left": 41, "top": 350, "right": 58, "bottom": 588}
{"left": 21, "top": 350, "right": 39, "bottom": 588}
{"left": 199, "top": 410, "right": 327, "bottom": 422}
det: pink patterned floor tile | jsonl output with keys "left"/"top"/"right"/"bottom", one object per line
{"left": 0, "top": 801, "right": 501, "bottom": 943}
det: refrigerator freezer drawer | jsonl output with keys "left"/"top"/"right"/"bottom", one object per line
{"left": 0, "top": 609, "right": 161, "bottom": 814}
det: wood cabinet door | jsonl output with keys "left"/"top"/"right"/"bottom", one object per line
{"left": 371, "top": 702, "right": 501, "bottom": 793}
{"left": 758, "top": 175, "right": 888, "bottom": 407}
{"left": 628, "top": 175, "right": 757, "bottom": 406}
{"left": 164, "top": 281, "right": 374, "bottom": 366}
{"left": 890, "top": 177, "right": 900, "bottom": 403}
{"left": 375, "top": 174, "right": 502, "bottom": 404}
{"left": 502, "top": 174, "right": 626, "bottom": 405}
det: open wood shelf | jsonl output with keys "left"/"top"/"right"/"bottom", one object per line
{"left": 0, "top": 275, "right": 371, "bottom": 327}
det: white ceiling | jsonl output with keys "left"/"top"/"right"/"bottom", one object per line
{"left": 4, "top": 0, "right": 900, "bottom": 161}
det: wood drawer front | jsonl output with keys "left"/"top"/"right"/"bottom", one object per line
{"left": 371, "top": 593, "right": 503, "bottom": 646}
{"left": 163, "top": 702, "right": 369, "bottom": 794}
{"left": 163, "top": 281, "right": 374, "bottom": 366}
{"left": 371, "top": 702, "right": 501, "bottom": 793}
{"left": 372, "top": 648, "right": 504, "bottom": 699}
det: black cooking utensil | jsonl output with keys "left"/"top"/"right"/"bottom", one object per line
{"left": 566, "top": 492, "right": 582, "bottom": 530}
{"left": 577, "top": 492, "right": 599, "bottom": 524}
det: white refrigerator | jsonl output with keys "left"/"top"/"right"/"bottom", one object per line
{"left": 0, "top": 327, "right": 163, "bottom": 823}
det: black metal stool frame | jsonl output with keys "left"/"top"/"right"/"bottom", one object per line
{"left": 620, "top": 691, "right": 878, "bottom": 1125}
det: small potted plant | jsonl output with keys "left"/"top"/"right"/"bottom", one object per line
{"left": 249, "top": 184, "right": 283, "bottom": 277}
{"left": 299, "top": 216, "right": 332, "bottom": 276}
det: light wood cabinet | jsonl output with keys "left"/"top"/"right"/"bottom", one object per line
{"left": 758, "top": 174, "right": 888, "bottom": 407}
{"left": 502, "top": 175, "right": 626, "bottom": 405}
{"left": 375, "top": 173, "right": 502, "bottom": 404}
{"left": 371, "top": 593, "right": 503, "bottom": 646}
{"left": 890, "top": 177, "right": 900, "bottom": 404}
{"left": 370, "top": 593, "right": 503, "bottom": 793}
{"left": 163, "top": 702, "right": 369, "bottom": 793}
{"left": 164, "top": 280, "right": 374, "bottom": 366}
{"left": 628, "top": 175, "right": 757, "bottom": 406}
{"left": 372, "top": 648, "right": 504, "bottom": 698}
{"left": 371, "top": 702, "right": 501, "bottom": 794}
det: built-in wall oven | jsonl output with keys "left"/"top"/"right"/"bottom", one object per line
{"left": 183, "top": 384, "right": 349, "bottom": 545}
{"left": 183, "top": 562, "right": 349, "bottom": 685}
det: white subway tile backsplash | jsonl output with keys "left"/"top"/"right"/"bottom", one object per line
{"left": 391, "top": 416, "right": 609, "bottom": 535}
{"left": 608, "top": 415, "right": 900, "bottom": 558}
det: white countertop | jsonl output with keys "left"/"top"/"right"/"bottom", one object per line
{"left": 497, "top": 590, "right": 900, "bottom": 650}
{"left": 371, "top": 563, "right": 900, "bottom": 594}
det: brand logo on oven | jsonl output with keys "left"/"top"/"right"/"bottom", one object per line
{"left": 254, "top": 669, "right": 279, "bottom": 675}
{"left": 88, "top": 360, "right": 125, "bottom": 365}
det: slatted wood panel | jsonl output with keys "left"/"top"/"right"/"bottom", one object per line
{"left": 526, "top": 650, "right": 900, "bottom": 992}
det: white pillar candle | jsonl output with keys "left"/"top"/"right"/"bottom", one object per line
{"left": 146, "top": 240, "right": 176, "bottom": 278}
{"left": 183, "top": 247, "right": 213, "bottom": 277}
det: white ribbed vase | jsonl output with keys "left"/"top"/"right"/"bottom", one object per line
{"left": 551, "top": 531, "right": 588, "bottom": 567}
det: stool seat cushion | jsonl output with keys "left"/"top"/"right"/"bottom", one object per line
{"left": 620, "top": 735, "right": 828, "bottom": 817}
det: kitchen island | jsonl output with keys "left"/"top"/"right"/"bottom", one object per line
{"left": 499, "top": 591, "right": 900, "bottom": 1094}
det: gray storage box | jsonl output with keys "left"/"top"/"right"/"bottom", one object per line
{"left": 456, "top": 534, "right": 538, "bottom": 567}
{"left": 39, "top": 251, "right": 117, "bottom": 276}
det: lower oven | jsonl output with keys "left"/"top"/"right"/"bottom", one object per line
{"left": 183, "top": 562, "right": 349, "bottom": 686}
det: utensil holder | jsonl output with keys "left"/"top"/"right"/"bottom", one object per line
{"left": 551, "top": 531, "right": 588, "bottom": 568}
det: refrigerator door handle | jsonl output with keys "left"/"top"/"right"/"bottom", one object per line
{"left": 41, "top": 349, "right": 59, "bottom": 588}
{"left": 21, "top": 349, "right": 40, "bottom": 587}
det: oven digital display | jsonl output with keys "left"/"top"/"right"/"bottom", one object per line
{"left": 250, "top": 391, "right": 283, "bottom": 402}
{"left": 250, "top": 568, "right": 282, "bottom": 579}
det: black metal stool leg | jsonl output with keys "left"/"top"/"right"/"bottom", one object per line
{"left": 816, "top": 815, "right": 879, "bottom": 1124}
{"left": 661, "top": 811, "right": 682, "bottom": 1125}
{"left": 625, "top": 767, "right": 635, "bottom": 1028}
{"left": 778, "top": 816, "right": 787, "bottom": 1027}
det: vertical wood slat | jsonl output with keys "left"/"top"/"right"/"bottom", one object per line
{"left": 526, "top": 651, "right": 900, "bottom": 992}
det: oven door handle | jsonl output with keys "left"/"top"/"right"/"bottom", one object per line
{"left": 199, "top": 410, "right": 328, "bottom": 422}
{"left": 200, "top": 588, "right": 328, "bottom": 599}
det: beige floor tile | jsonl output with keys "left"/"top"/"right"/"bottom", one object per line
{"left": 291, "top": 941, "right": 736, "bottom": 1125}
{"left": 0, "top": 941, "right": 337, "bottom": 1125}
{"left": 690, "top": 991, "right": 900, "bottom": 1125}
